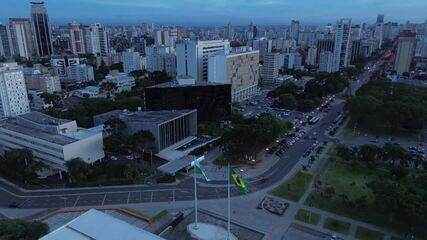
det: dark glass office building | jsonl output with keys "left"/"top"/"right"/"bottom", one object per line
{"left": 145, "top": 82, "right": 231, "bottom": 122}
{"left": 31, "top": 2, "right": 53, "bottom": 56}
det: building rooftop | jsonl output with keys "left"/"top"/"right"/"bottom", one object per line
{"left": 148, "top": 80, "right": 230, "bottom": 89}
{"left": 94, "top": 109, "right": 196, "bottom": 126}
{"left": 19, "top": 111, "right": 73, "bottom": 126}
{"left": 40, "top": 209, "right": 165, "bottom": 240}
{"left": 0, "top": 120, "right": 77, "bottom": 146}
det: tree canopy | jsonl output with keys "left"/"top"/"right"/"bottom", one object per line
{"left": 346, "top": 77, "right": 427, "bottom": 134}
{"left": 0, "top": 219, "right": 49, "bottom": 240}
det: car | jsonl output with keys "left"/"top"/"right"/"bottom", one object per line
{"left": 8, "top": 202, "right": 19, "bottom": 208}
{"left": 126, "top": 155, "right": 134, "bottom": 160}
{"left": 110, "top": 156, "right": 118, "bottom": 161}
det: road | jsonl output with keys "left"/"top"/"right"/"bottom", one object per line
{"left": 0, "top": 62, "right": 381, "bottom": 209}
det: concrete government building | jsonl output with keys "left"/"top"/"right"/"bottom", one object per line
{"left": 0, "top": 111, "right": 104, "bottom": 174}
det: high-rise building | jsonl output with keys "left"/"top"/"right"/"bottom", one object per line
{"left": 154, "top": 29, "right": 170, "bottom": 46}
{"left": 176, "top": 40, "right": 230, "bottom": 81}
{"left": 376, "top": 14, "right": 385, "bottom": 24}
{"left": 208, "top": 49, "right": 259, "bottom": 102}
{"left": 8, "top": 18, "right": 34, "bottom": 59}
{"left": 316, "top": 39, "right": 335, "bottom": 63}
{"left": 69, "top": 21, "right": 86, "bottom": 55}
{"left": 261, "top": 52, "right": 280, "bottom": 85}
{"left": 0, "top": 24, "right": 13, "bottom": 58}
{"left": 349, "top": 40, "right": 362, "bottom": 65}
{"left": 290, "top": 20, "right": 300, "bottom": 42}
{"left": 394, "top": 30, "right": 416, "bottom": 75}
{"left": 421, "top": 20, "right": 427, "bottom": 57}
{"left": 319, "top": 51, "right": 334, "bottom": 73}
{"left": 85, "top": 23, "right": 109, "bottom": 56}
{"left": 31, "top": 1, "right": 53, "bottom": 56}
{"left": 306, "top": 46, "right": 317, "bottom": 66}
{"left": 146, "top": 45, "right": 176, "bottom": 77}
{"left": 225, "top": 22, "right": 234, "bottom": 40}
{"left": 122, "top": 49, "right": 142, "bottom": 73}
{"left": 332, "top": 18, "right": 352, "bottom": 72}
{"left": 0, "top": 63, "right": 31, "bottom": 118}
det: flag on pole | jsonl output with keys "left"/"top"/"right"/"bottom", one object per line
{"left": 195, "top": 161, "right": 211, "bottom": 182}
{"left": 230, "top": 168, "right": 249, "bottom": 194}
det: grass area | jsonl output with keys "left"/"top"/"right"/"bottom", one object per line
{"left": 272, "top": 171, "right": 313, "bottom": 202}
{"left": 390, "top": 237, "right": 402, "bottom": 240}
{"left": 355, "top": 226, "right": 385, "bottom": 240}
{"left": 305, "top": 161, "right": 427, "bottom": 239}
{"left": 294, "top": 209, "right": 321, "bottom": 225}
{"left": 152, "top": 210, "right": 169, "bottom": 222}
{"left": 323, "top": 217, "right": 351, "bottom": 235}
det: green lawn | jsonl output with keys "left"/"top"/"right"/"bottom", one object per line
{"left": 294, "top": 209, "right": 320, "bottom": 225}
{"left": 272, "top": 171, "right": 313, "bottom": 202}
{"left": 355, "top": 226, "right": 384, "bottom": 240}
{"left": 305, "top": 162, "right": 385, "bottom": 224}
{"left": 305, "top": 161, "right": 427, "bottom": 239}
{"left": 323, "top": 217, "right": 351, "bottom": 235}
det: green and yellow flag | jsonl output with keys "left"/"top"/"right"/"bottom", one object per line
{"left": 195, "top": 161, "right": 210, "bottom": 182}
{"left": 230, "top": 168, "right": 249, "bottom": 194}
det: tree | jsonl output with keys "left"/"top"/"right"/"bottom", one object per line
{"left": 130, "top": 130, "right": 156, "bottom": 154}
{"left": 357, "top": 144, "right": 383, "bottom": 165}
{"left": 276, "top": 94, "right": 297, "bottom": 109}
{"left": 335, "top": 144, "right": 354, "bottom": 161}
{"left": 40, "top": 92, "right": 62, "bottom": 107}
{"left": 0, "top": 149, "right": 42, "bottom": 184}
{"left": 103, "top": 117, "right": 127, "bottom": 135}
{"left": 123, "top": 164, "right": 140, "bottom": 182}
{"left": 66, "top": 158, "right": 91, "bottom": 183}
{"left": 0, "top": 219, "right": 49, "bottom": 240}
{"left": 99, "top": 81, "right": 118, "bottom": 97}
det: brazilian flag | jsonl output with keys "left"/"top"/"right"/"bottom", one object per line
{"left": 230, "top": 168, "right": 249, "bottom": 194}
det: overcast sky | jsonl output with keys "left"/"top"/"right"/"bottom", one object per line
{"left": 1, "top": 0, "right": 426, "bottom": 26}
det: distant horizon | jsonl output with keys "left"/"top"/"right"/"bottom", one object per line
{"left": 1, "top": 0, "right": 426, "bottom": 26}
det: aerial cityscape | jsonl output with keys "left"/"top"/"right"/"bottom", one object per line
{"left": 0, "top": 1, "right": 426, "bottom": 240}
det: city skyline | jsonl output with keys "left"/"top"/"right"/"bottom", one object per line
{"left": 0, "top": 0, "right": 426, "bottom": 26}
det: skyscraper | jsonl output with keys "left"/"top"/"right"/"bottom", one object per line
{"left": 9, "top": 18, "right": 35, "bottom": 59}
{"left": 394, "top": 30, "right": 416, "bottom": 75}
{"left": 261, "top": 52, "right": 280, "bottom": 85}
{"left": 225, "top": 22, "right": 234, "bottom": 40}
{"left": 421, "top": 20, "right": 427, "bottom": 57}
{"left": 332, "top": 18, "right": 352, "bottom": 72}
{"left": 85, "top": 23, "right": 109, "bottom": 56}
{"left": 0, "top": 24, "right": 13, "bottom": 58}
{"left": 69, "top": 21, "right": 86, "bottom": 55}
{"left": 0, "top": 63, "right": 30, "bottom": 118}
{"left": 319, "top": 51, "right": 334, "bottom": 73}
{"left": 30, "top": 1, "right": 53, "bottom": 56}
{"left": 306, "top": 46, "right": 317, "bottom": 66}
{"left": 290, "top": 20, "right": 300, "bottom": 42}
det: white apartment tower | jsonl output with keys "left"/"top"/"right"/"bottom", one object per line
{"left": 319, "top": 51, "right": 334, "bottom": 73}
{"left": 177, "top": 40, "right": 230, "bottom": 81}
{"left": 0, "top": 63, "right": 30, "bottom": 118}
{"left": 332, "top": 18, "right": 352, "bottom": 72}
{"left": 122, "top": 49, "right": 142, "bottom": 73}
{"left": 394, "top": 30, "right": 416, "bottom": 75}
{"left": 8, "top": 18, "right": 34, "bottom": 59}
{"left": 306, "top": 46, "right": 318, "bottom": 66}
{"left": 85, "top": 23, "right": 109, "bottom": 56}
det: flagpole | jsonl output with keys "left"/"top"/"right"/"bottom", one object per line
{"left": 194, "top": 161, "right": 198, "bottom": 229}
{"left": 227, "top": 161, "right": 231, "bottom": 239}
